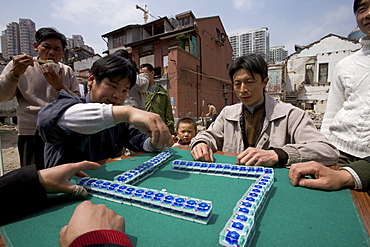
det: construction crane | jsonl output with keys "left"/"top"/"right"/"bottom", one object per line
{"left": 136, "top": 4, "right": 157, "bottom": 23}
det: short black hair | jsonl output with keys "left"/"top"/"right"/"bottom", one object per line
{"left": 229, "top": 53, "right": 268, "bottom": 82}
{"left": 140, "top": 63, "right": 154, "bottom": 72}
{"left": 176, "top": 117, "right": 197, "bottom": 131}
{"left": 114, "top": 49, "right": 131, "bottom": 60}
{"left": 114, "top": 49, "right": 139, "bottom": 73}
{"left": 90, "top": 55, "right": 137, "bottom": 89}
{"left": 35, "top": 28, "right": 67, "bottom": 49}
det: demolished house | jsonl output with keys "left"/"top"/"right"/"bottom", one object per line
{"left": 284, "top": 33, "right": 361, "bottom": 128}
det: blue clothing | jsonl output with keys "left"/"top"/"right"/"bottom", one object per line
{"left": 37, "top": 91, "right": 150, "bottom": 167}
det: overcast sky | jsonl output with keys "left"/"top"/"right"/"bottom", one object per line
{"left": 0, "top": 0, "right": 357, "bottom": 55}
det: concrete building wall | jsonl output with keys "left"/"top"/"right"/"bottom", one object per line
{"left": 298, "top": 35, "right": 360, "bottom": 57}
{"left": 285, "top": 54, "right": 316, "bottom": 92}
{"left": 195, "top": 17, "right": 234, "bottom": 115}
{"left": 168, "top": 47, "right": 199, "bottom": 118}
{"left": 267, "top": 65, "right": 283, "bottom": 93}
{"left": 73, "top": 55, "right": 101, "bottom": 72}
{"left": 297, "top": 85, "right": 330, "bottom": 101}
{"left": 286, "top": 35, "right": 361, "bottom": 94}
{"left": 284, "top": 34, "right": 361, "bottom": 117}
{"left": 314, "top": 50, "right": 355, "bottom": 83}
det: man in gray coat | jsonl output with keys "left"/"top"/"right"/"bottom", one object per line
{"left": 190, "top": 54, "right": 339, "bottom": 167}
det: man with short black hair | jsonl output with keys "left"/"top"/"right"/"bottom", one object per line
{"left": 0, "top": 27, "right": 80, "bottom": 169}
{"left": 141, "top": 63, "right": 175, "bottom": 134}
{"left": 190, "top": 54, "right": 339, "bottom": 167}
{"left": 38, "top": 55, "right": 173, "bottom": 167}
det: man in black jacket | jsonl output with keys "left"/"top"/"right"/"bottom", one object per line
{"left": 0, "top": 161, "right": 132, "bottom": 247}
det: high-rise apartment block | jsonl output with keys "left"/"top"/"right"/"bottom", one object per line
{"left": 229, "top": 27, "right": 270, "bottom": 60}
{"left": 1, "top": 18, "right": 94, "bottom": 59}
{"left": 19, "top": 19, "right": 36, "bottom": 56}
{"left": 2, "top": 22, "right": 20, "bottom": 59}
{"left": 269, "top": 45, "right": 288, "bottom": 63}
{"left": 1, "top": 19, "right": 37, "bottom": 59}
{"left": 72, "top": 35, "right": 84, "bottom": 47}
{"left": 66, "top": 35, "right": 95, "bottom": 54}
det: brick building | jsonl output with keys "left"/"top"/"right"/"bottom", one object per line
{"left": 102, "top": 11, "right": 235, "bottom": 120}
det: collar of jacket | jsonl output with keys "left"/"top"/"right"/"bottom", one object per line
{"left": 148, "top": 85, "right": 167, "bottom": 95}
{"left": 226, "top": 93, "right": 286, "bottom": 122}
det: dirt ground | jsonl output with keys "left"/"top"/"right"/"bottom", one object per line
{"left": 0, "top": 125, "right": 20, "bottom": 174}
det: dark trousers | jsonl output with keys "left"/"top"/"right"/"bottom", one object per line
{"left": 18, "top": 135, "right": 45, "bottom": 170}
{"left": 211, "top": 114, "right": 217, "bottom": 122}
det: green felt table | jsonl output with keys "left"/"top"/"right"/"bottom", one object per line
{"left": 1, "top": 147, "right": 369, "bottom": 246}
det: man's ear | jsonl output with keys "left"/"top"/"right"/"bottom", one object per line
{"left": 33, "top": 42, "right": 39, "bottom": 52}
{"left": 87, "top": 74, "right": 95, "bottom": 88}
{"left": 263, "top": 77, "right": 269, "bottom": 87}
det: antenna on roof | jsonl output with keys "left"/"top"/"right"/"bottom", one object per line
{"left": 136, "top": 4, "right": 157, "bottom": 23}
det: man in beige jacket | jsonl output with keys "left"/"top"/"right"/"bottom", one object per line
{"left": 0, "top": 28, "right": 80, "bottom": 169}
{"left": 190, "top": 54, "right": 339, "bottom": 167}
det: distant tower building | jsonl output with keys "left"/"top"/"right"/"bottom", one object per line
{"left": 228, "top": 35, "right": 239, "bottom": 60}
{"left": 67, "top": 35, "right": 95, "bottom": 54}
{"left": 19, "top": 19, "right": 37, "bottom": 56}
{"left": 1, "top": 18, "right": 37, "bottom": 59}
{"left": 229, "top": 27, "right": 270, "bottom": 60}
{"left": 1, "top": 31, "right": 8, "bottom": 59}
{"left": 73, "top": 35, "right": 85, "bottom": 47}
{"left": 66, "top": 38, "right": 74, "bottom": 50}
{"left": 269, "top": 45, "right": 288, "bottom": 63}
{"left": 3, "top": 22, "right": 20, "bottom": 59}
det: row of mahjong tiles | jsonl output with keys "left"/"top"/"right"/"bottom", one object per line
{"left": 76, "top": 150, "right": 275, "bottom": 246}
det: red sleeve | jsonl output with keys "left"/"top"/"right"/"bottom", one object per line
{"left": 70, "top": 229, "right": 132, "bottom": 247}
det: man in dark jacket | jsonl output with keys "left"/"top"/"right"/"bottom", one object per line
{"left": 37, "top": 55, "right": 173, "bottom": 167}
{"left": 0, "top": 161, "right": 132, "bottom": 246}
{"left": 141, "top": 63, "right": 175, "bottom": 135}
{"left": 289, "top": 158, "right": 370, "bottom": 191}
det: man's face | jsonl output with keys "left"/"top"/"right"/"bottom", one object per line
{"left": 140, "top": 67, "right": 154, "bottom": 79}
{"left": 356, "top": 0, "right": 370, "bottom": 35}
{"left": 33, "top": 38, "right": 65, "bottom": 63}
{"left": 233, "top": 68, "right": 268, "bottom": 107}
{"left": 176, "top": 123, "right": 197, "bottom": 144}
{"left": 88, "top": 75, "right": 131, "bottom": 105}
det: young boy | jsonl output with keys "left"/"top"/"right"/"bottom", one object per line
{"left": 37, "top": 55, "right": 173, "bottom": 168}
{"left": 174, "top": 117, "right": 198, "bottom": 146}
